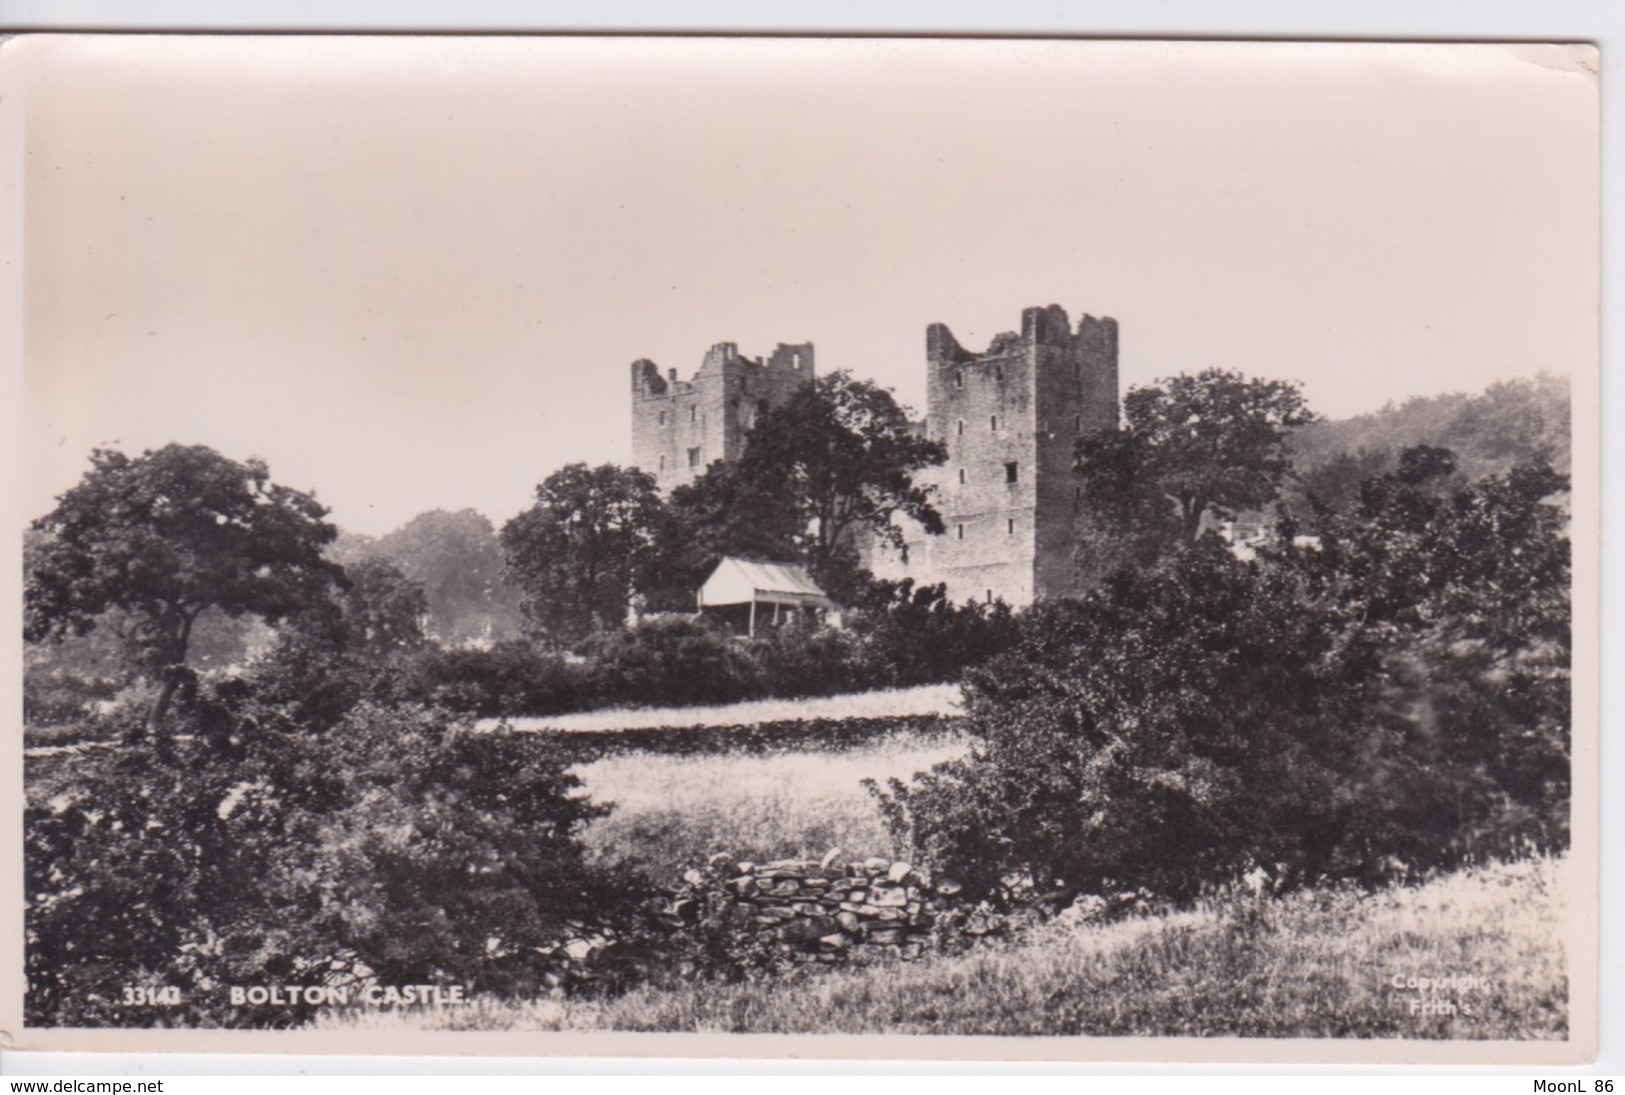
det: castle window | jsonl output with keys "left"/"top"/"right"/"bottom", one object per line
{"left": 957, "top": 524, "right": 965, "bottom": 541}
{"left": 958, "top": 468, "right": 966, "bottom": 485}
{"left": 1005, "top": 462, "right": 1018, "bottom": 484}
{"left": 990, "top": 415, "right": 998, "bottom": 431}
{"left": 1075, "top": 415, "right": 1082, "bottom": 433}
{"left": 995, "top": 365, "right": 1004, "bottom": 381}
{"left": 659, "top": 455, "right": 666, "bottom": 471}
{"left": 1075, "top": 485, "right": 1083, "bottom": 503}
{"left": 690, "top": 406, "right": 697, "bottom": 423}
{"left": 954, "top": 371, "right": 963, "bottom": 389}
{"left": 986, "top": 589, "right": 993, "bottom": 603}
{"left": 687, "top": 447, "right": 701, "bottom": 468}
{"left": 1007, "top": 518, "right": 1015, "bottom": 535}
{"left": 658, "top": 411, "right": 667, "bottom": 427}
{"left": 793, "top": 352, "right": 802, "bottom": 369}
{"left": 956, "top": 419, "right": 964, "bottom": 437}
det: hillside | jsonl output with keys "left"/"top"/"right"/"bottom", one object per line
{"left": 1282, "top": 373, "right": 1569, "bottom": 520}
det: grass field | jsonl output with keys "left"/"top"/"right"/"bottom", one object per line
{"left": 322, "top": 855, "right": 1568, "bottom": 1039}
{"left": 494, "top": 682, "right": 964, "bottom": 733}
{"left": 571, "top": 721, "right": 967, "bottom": 873}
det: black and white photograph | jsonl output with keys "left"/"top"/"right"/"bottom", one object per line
{"left": 2, "top": 34, "right": 1600, "bottom": 1062}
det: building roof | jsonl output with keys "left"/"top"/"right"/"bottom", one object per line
{"left": 698, "top": 556, "right": 834, "bottom": 609}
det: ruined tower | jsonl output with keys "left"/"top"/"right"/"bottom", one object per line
{"left": 630, "top": 341, "right": 815, "bottom": 493}
{"left": 868, "top": 304, "right": 1119, "bottom": 605}
{"left": 627, "top": 305, "right": 1117, "bottom": 607}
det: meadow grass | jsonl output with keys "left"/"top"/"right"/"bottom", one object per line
{"left": 571, "top": 725, "right": 967, "bottom": 874}
{"left": 320, "top": 856, "right": 1568, "bottom": 1039}
{"left": 494, "top": 682, "right": 964, "bottom": 733}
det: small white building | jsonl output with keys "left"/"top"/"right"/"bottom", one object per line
{"left": 697, "top": 556, "right": 835, "bottom": 636}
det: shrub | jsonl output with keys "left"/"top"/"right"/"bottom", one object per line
{"left": 25, "top": 691, "right": 621, "bottom": 1027}
{"left": 877, "top": 455, "right": 1571, "bottom": 905}
{"left": 579, "top": 615, "right": 765, "bottom": 709}
{"left": 395, "top": 641, "right": 592, "bottom": 717}
{"left": 844, "top": 580, "right": 1019, "bottom": 687}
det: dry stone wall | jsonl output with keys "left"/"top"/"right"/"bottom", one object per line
{"left": 647, "top": 849, "right": 1022, "bottom": 967}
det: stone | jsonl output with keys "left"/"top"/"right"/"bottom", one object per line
{"left": 818, "top": 933, "right": 851, "bottom": 951}
{"left": 681, "top": 869, "right": 704, "bottom": 887}
{"left": 563, "top": 938, "right": 593, "bottom": 961}
{"left": 819, "top": 847, "right": 844, "bottom": 871}
{"left": 737, "top": 861, "right": 756, "bottom": 875}
{"left": 783, "top": 917, "right": 836, "bottom": 944}
{"left": 935, "top": 878, "right": 964, "bottom": 896}
{"left": 886, "top": 861, "right": 913, "bottom": 883}
{"left": 869, "top": 884, "right": 909, "bottom": 908}
{"left": 707, "top": 852, "right": 734, "bottom": 870}
{"left": 835, "top": 911, "right": 862, "bottom": 932}
{"left": 728, "top": 875, "right": 759, "bottom": 897}
{"left": 862, "top": 857, "right": 890, "bottom": 874}
{"left": 866, "top": 927, "right": 905, "bottom": 945}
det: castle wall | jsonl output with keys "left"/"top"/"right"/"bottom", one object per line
{"left": 870, "top": 305, "right": 1119, "bottom": 606}
{"left": 631, "top": 342, "right": 814, "bottom": 492}
{"left": 628, "top": 306, "right": 1117, "bottom": 608}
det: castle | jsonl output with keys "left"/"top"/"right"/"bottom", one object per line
{"left": 629, "top": 304, "right": 1119, "bottom": 606}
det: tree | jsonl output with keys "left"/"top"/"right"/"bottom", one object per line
{"left": 878, "top": 447, "right": 1571, "bottom": 903}
{"left": 1076, "top": 369, "right": 1316, "bottom": 547}
{"left": 660, "top": 371, "right": 946, "bottom": 602}
{"left": 500, "top": 463, "right": 666, "bottom": 642}
{"left": 367, "top": 509, "right": 524, "bottom": 645}
{"left": 25, "top": 444, "right": 341, "bottom": 733}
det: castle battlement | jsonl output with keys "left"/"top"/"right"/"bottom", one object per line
{"left": 628, "top": 305, "right": 1118, "bottom": 606}
{"left": 631, "top": 340, "right": 815, "bottom": 492}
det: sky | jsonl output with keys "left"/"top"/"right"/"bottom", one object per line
{"left": 13, "top": 36, "right": 1599, "bottom": 536}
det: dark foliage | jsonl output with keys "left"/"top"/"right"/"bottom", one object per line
{"left": 25, "top": 694, "right": 620, "bottom": 1028}
{"left": 879, "top": 450, "right": 1570, "bottom": 904}
{"left": 1075, "top": 369, "right": 1315, "bottom": 551}
{"left": 25, "top": 444, "right": 342, "bottom": 733}
{"left": 394, "top": 641, "right": 593, "bottom": 719}
{"left": 500, "top": 463, "right": 667, "bottom": 643}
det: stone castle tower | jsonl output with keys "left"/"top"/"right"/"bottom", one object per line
{"left": 628, "top": 304, "right": 1118, "bottom": 606}
{"left": 867, "top": 304, "right": 1119, "bottom": 605}
{"left": 630, "top": 341, "right": 815, "bottom": 493}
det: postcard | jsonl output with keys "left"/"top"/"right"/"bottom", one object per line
{"left": 2, "top": 34, "right": 1600, "bottom": 1063}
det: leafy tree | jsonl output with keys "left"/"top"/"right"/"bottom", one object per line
{"left": 881, "top": 447, "right": 1570, "bottom": 902}
{"left": 25, "top": 444, "right": 341, "bottom": 733}
{"left": 335, "top": 557, "right": 430, "bottom": 660}
{"left": 367, "top": 509, "right": 524, "bottom": 645}
{"left": 659, "top": 371, "right": 945, "bottom": 603}
{"left": 500, "top": 463, "right": 666, "bottom": 642}
{"left": 1076, "top": 369, "right": 1316, "bottom": 547}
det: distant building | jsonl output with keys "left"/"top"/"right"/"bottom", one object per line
{"left": 630, "top": 304, "right": 1120, "bottom": 607}
{"left": 630, "top": 340, "right": 815, "bottom": 493}
{"left": 697, "top": 556, "right": 834, "bottom": 636}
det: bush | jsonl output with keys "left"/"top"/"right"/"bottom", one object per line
{"left": 579, "top": 615, "right": 765, "bottom": 709}
{"left": 876, "top": 455, "right": 1571, "bottom": 905}
{"left": 395, "top": 641, "right": 593, "bottom": 717}
{"left": 844, "top": 580, "right": 1019, "bottom": 687}
{"left": 25, "top": 690, "right": 622, "bottom": 1027}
